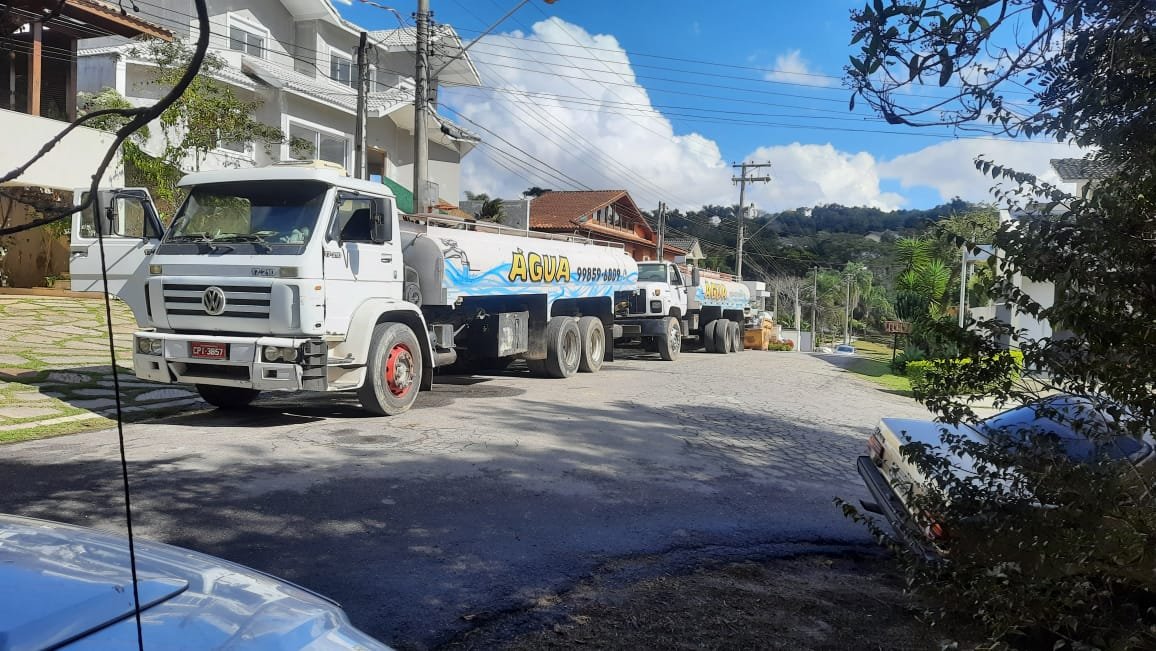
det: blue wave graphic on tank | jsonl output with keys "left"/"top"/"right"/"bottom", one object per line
{"left": 694, "top": 286, "right": 750, "bottom": 310}
{"left": 443, "top": 260, "right": 635, "bottom": 302}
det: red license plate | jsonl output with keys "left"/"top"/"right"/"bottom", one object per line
{"left": 190, "top": 342, "right": 227, "bottom": 360}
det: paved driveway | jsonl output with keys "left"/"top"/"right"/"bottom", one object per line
{"left": 0, "top": 350, "right": 931, "bottom": 649}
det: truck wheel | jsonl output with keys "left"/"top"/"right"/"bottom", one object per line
{"left": 544, "top": 316, "right": 582, "bottom": 378}
{"left": 712, "top": 319, "right": 731, "bottom": 354}
{"left": 358, "top": 322, "right": 422, "bottom": 416}
{"left": 728, "top": 321, "right": 743, "bottom": 353}
{"left": 702, "top": 320, "right": 718, "bottom": 353}
{"left": 197, "top": 384, "right": 259, "bottom": 410}
{"left": 656, "top": 316, "right": 681, "bottom": 361}
{"left": 576, "top": 316, "right": 605, "bottom": 373}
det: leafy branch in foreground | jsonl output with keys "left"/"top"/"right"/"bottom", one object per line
{"left": 841, "top": 1, "right": 1156, "bottom": 648}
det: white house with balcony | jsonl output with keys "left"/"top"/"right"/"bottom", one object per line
{"left": 971, "top": 158, "right": 1103, "bottom": 346}
{"left": 76, "top": 0, "right": 480, "bottom": 212}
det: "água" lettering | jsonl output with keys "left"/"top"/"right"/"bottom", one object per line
{"left": 508, "top": 249, "right": 572, "bottom": 283}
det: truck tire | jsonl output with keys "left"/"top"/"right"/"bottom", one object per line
{"left": 543, "top": 316, "right": 581, "bottom": 378}
{"left": 702, "top": 320, "right": 718, "bottom": 353}
{"left": 197, "top": 384, "right": 259, "bottom": 410}
{"left": 656, "top": 316, "right": 681, "bottom": 361}
{"left": 358, "top": 322, "right": 422, "bottom": 416}
{"left": 712, "top": 319, "right": 731, "bottom": 354}
{"left": 576, "top": 316, "right": 605, "bottom": 373}
{"left": 728, "top": 321, "right": 742, "bottom": 353}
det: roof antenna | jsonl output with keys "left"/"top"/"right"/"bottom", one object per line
{"left": 95, "top": 199, "right": 146, "bottom": 651}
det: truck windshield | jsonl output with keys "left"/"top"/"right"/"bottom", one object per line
{"left": 637, "top": 263, "right": 667, "bottom": 282}
{"left": 167, "top": 181, "right": 328, "bottom": 245}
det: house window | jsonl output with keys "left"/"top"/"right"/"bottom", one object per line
{"left": 228, "top": 16, "right": 266, "bottom": 58}
{"left": 217, "top": 138, "right": 250, "bottom": 156}
{"left": 289, "top": 121, "right": 348, "bottom": 168}
{"left": 330, "top": 51, "right": 353, "bottom": 87}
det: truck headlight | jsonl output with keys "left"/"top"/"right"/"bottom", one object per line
{"left": 262, "top": 346, "right": 299, "bottom": 363}
{"left": 650, "top": 300, "right": 662, "bottom": 313}
{"left": 136, "top": 337, "right": 162, "bottom": 356}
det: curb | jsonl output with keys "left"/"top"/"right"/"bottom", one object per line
{"left": 0, "top": 288, "right": 103, "bottom": 300}
{"left": 0, "top": 397, "right": 205, "bottom": 432}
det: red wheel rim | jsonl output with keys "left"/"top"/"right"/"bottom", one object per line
{"left": 385, "top": 343, "right": 415, "bottom": 397}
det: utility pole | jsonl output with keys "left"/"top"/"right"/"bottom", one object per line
{"left": 793, "top": 284, "right": 801, "bottom": 342}
{"left": 811, "top": 267, "right": 818, "bottom": 351}
{"left": 771, "top": 279, "right": 779, "bottom": 322}
{"left": 353, "top": 31, "right": 369, "bottom": 180}
{"left": 656, "top": 202, "right": 666, "bottom": 261}
{"left": 731, "top": 162, "right": 771, "bottom": 279}
{"left": 958, "top": 243, "right": 968, "bottom": 328}
{"left": 413, "top": 0, "right": 431, "bottom": 213}
{"left": 844, "top": 272, "right": 852, "bottom": 344}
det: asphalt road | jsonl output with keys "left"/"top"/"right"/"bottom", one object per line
{"left": 0, "top": 349, "right": 932, "bottom": 649}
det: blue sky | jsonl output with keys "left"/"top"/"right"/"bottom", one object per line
{"left": 337, "top": 1, "right": 1080, "bottom": 211}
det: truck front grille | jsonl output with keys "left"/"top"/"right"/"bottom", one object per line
{"left": 630, "top": 292, "right": 648, "bottom": 314}
{"left": 162, "top": 283, "right": 272, "bottom": 319}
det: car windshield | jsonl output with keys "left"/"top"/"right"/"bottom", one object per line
{"left": 168, "top": 181, "right": 329, "bottom": 245}
{"left": 981, "top": 397, "right": 1148, "bottom": 461}
{"left": 637, "top": 263, "right": 667, "bottom": 282}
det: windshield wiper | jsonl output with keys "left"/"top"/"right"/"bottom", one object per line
{"left": 169, "top": 232, "right": 214, "bottom": 243}
{"left": 213, "top": 233, "right": 273, "bottom": 253}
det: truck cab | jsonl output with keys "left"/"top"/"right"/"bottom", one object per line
{"left": 625, "top": 261, "right": 690, "bottom": 319}
{"left": 72, "top": 162, "right": 431, "bottom": 415}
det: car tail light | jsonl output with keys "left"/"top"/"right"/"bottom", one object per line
{"left": 867, "top": 428, "right": 884, "bottom": 463}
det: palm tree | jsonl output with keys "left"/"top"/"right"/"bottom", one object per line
{"left": 465, "top": 192, "right": 506, "bottom": 223}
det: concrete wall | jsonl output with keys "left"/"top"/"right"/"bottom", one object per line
{"left": 458, "top": 199, "right": 530, "bottom": 229}
{"left": 0, "top": 108, "right": 123, "bottom": 190}
{"left": 76, "top": 54, "right": 118, "bottom": 95}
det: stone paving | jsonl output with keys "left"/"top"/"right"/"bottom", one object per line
{"left": 0, "top": 295, "right": 201, "bottom": 433}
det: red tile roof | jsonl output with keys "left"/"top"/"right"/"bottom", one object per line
{"left": 529, "top": 190, "right": 653, "bottom": 238}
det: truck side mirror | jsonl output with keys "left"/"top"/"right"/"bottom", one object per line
{"left": 371, "top": 210, "right": 391, "bottom": 244}
{"left": 691, "top": 267, "right": 701, "bottom": 286}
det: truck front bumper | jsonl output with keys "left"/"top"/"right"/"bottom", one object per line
{"left": 614, "top": 317, "right": 668, "bottom": 337}
{"left": 133, "top": 333, "right": 325, "bottom": 391}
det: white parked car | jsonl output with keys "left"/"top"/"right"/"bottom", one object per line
{"left": 856, "top": 396, "right": 1155, "bottom": 557}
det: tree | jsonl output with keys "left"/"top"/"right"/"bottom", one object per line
{"left": 843, "top": 1, "right": 1156, "bottom": 647}
{"left": 464, "top": 191, "right": 505, "bottom": 223}
{"left": 82, "top": 40, "right": 290, "bottom": 218}
{"left": 522, "top": 187, "right": 552, "bottom": 198}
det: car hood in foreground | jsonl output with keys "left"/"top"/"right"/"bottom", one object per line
{"left": 0, "top": 514, "right": 388, "bottom": 650}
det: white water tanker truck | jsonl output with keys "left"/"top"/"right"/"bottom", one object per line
{"left": 614, "top": 261, "right": 751, "bottom": 360}
{"left": 70, "top": 162, "right": 637, "bottom": 415}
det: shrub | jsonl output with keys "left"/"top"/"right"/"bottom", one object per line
{"left": 766, "top": 339, "right": 794, "bottom": 351}
{"left": 907, "top": 350, "right": 1025, "bottom": 393}
{"left": 891, "top": 344, "right": 926, "bottom": 374}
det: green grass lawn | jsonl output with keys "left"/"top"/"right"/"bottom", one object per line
{"left": 845, "top": 339, "right": 913, "bottom": 396}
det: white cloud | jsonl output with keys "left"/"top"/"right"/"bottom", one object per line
{"left": 878, "top": 139, "right": 1085, "bottom": 202}
{"left": 444, "top": 19, "right": 1080, "bottom": 214}
{"left": 744, "top": 144, "right": 905, "bottom": 211}
{"left": 764, "top": 50, "right": 836, "bottom": 87}
{"left": 445, "top": 18, "right": 732, "bottom": 210}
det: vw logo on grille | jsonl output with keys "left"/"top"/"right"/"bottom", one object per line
{"left": 201, "top": 286, "right": 227, "bottom": 316}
